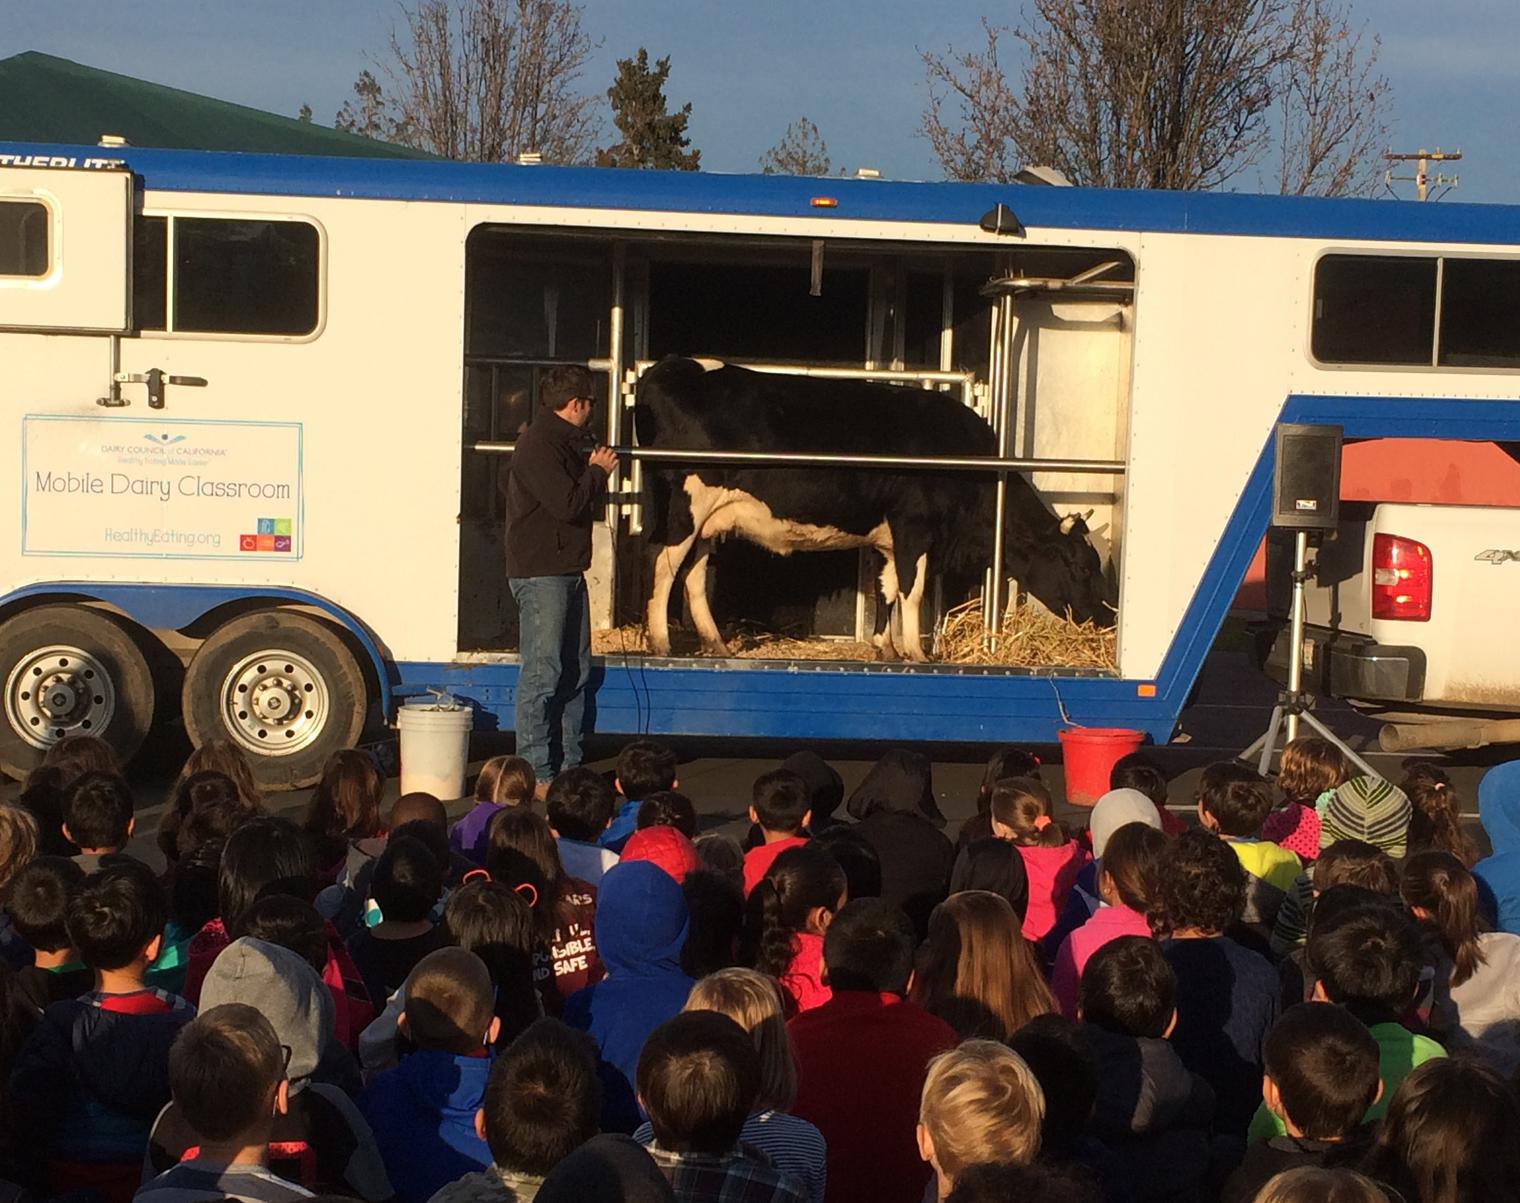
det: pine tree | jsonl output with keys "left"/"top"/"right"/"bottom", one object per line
{"left": 297, "top": 103, "right": 314, "bottom": 123}
{"left": 760, "top": 117, "right": 831, "bottom": 176}
{"left": 596, "top": 49, "right": 699, "bottom": 170}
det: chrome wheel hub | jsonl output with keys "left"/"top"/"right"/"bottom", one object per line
{"left": 5, "top": 645, "right": 116, "bottom": 749}
{"left": 221, "top": 649, "right": 329, "bottom": 756}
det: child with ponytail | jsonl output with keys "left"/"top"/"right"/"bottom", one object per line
{"left": 1401, "top": 849, "right": 1520, "bottom": 1074}
{"left": 990, "top": 776, "right": 1090, "bottom": 941}
{"left": 744, "top": 844, "right": 848, "bottom": 1016}
{"left": 1401, "top": 762, "right": 1481, "bottom": 866}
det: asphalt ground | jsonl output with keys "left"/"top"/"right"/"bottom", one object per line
{"left": 81, "top": 647, "right": 1503, "bottom": 871}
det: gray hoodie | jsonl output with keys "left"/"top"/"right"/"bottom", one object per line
{"left": 201, "top": 937, "right": 335, "bottom": 1093}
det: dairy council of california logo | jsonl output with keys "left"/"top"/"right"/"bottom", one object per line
{"left": 143, "top": 432, "right": 187, "bottom": 445}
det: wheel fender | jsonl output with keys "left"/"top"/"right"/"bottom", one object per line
{"left": 0, "top": 583, "right": 393, "bottom": 714}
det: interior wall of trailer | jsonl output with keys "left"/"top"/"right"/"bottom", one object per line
{"left": 457, "top": 226, "right": 1134, "bottom": 663}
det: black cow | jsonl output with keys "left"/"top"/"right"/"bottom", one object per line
{"left": 632, "top": 357, "right": 1113, "bottom": 661}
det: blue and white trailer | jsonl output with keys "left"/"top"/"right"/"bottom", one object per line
{"left": 3, "top": 142, "right": 1519, "bottom": 787}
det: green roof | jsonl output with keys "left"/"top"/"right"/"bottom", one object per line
{"left": 0, "top": 51, "right": 432, "bottom": 158}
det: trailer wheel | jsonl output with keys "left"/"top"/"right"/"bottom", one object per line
{"left": 0, "top": 604, "right": 156, "bottom": 779}
{"left": 182, "top": 610, "right": 369, "bottom": 791}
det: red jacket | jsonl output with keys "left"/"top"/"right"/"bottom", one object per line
{"left": 777, "top": 931, "right": 830, "bottom": 1016}
{"left": 789, "top": 991, "right": 957, "bottom": 1203}
{"left": 744, "top": 836, "right": 809, "bottom": 897}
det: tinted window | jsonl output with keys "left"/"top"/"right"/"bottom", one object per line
{"left": 133, "top": 216, "right": 167, "bottom": 331}
{"left": 173, "top": 218, "right": 319, "bottom": 335}
{"left": 0, "top": 200, "right": 48, "bottom": 276}
{"left": 1313, "top": 254, "right": 1436, "bottom": 365}
{"left": 1439, "top": 258, "right": 1520, "bottom": 368}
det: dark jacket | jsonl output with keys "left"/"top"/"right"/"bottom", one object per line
{"left": 846, "top": 751, "right": 953, "bottom": 939}
{"left": 1081, "top": 1025, "right": 1216, "bottom": 1203}
{"left": 505, "top": 410, "right": 607, "bottom": 578}
{"left": 1220, "top": 1130, "right": 1372, "bottom": 1203}
{"left": 360, "top": 1049, "right": 492, "bottom": 1203}
{"left": 8, "top": 989, "right": 195, "bottom": 1166}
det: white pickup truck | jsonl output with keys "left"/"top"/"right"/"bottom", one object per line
{"left": 1260, "top": 502, "right": 1520, "bottom": 750}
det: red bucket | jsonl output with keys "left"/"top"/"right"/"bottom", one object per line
{"left": 1058, "top": 727, "right": 1146, "bottom": 808}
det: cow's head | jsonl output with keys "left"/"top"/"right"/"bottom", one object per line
{"left": 1008, "top": 513, "right": 1115, "bottom": 628}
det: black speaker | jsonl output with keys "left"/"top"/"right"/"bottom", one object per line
{"left": 1272, "top": 423, "right": 1343, "bottom": 530}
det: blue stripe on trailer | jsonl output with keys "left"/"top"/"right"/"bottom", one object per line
{"left": 8, "top": 142, "right": 1520, "bottom": 247}
{"left": 396, "top": 394, "right": 1520, "bottom": 745}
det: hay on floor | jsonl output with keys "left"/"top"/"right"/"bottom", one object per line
{"left": 593, "top": 599, "right": 1115, "bottom": 670}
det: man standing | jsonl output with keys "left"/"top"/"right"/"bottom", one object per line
{"left": 506, "top": 366, "right": 617, "bottom": 788}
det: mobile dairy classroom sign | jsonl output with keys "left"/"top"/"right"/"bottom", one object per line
{"left": 21, "top": 416, "right": 303, "bottom": 560}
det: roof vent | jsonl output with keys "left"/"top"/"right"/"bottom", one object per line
{"left": 1013, "top": 164, "right": 1072, "bottom": 187}
{"left": 854, "top": 167, "right": 882, "bottom": 180}
{"left": 98, "top": 134, "right": 129, "bottom": 148}
{"left": 516, "top": 151, "right": 543, "bottom": 166}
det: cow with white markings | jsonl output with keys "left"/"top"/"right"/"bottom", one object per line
{"left": 632, "top": 357, "right": 1113, "bottom": 662}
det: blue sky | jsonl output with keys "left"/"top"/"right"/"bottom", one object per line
{"left": 6, "top": 0, "right": 1516, "bottom": 200}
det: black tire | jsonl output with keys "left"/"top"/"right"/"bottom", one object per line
{"left": 0, "top": 604, "right": 156, "bottom": 780}
{"left": 182, "top": 610, "right": 369, "bottom": 791}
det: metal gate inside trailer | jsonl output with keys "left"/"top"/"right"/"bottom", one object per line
{"left": 456, "top": 228, "right": 1133, "bottom": 664}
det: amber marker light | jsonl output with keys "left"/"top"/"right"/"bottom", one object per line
{"left": 1137, "top": 684, "right": 1157, "bottom": 697}
{"left": 810, "top": 197, "right": 838, "bottom": 208}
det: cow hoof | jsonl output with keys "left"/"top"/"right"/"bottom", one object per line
{"left": 873, "top": 644, "right": 900, "bottom": 663}
{"left": 700, "top": 640, "right": 731, "bottom": 657}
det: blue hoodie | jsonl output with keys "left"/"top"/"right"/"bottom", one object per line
{"left": 359, "top": 1047, "right": 492, "bottom": 1203}
{"left": 1475, "top": 760, "right": 1520, "bottom": 935}
{"left": 563, "top": 859, "right": 693, "bottom": 1133}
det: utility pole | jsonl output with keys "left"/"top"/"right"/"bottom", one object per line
{"left": 1383, "top": 148, "right": 1462, "bottom": 201}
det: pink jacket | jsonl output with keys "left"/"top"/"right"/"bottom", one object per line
{"left": 1017, "top": 840, "right": 1091, "bottom": 941}
{"left": 1051, "top": 903, "right": 1155, "bottom": 1017}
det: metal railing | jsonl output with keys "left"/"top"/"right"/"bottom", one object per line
{"left": 466, "top": 444, "right": 1125, "bottom": 474}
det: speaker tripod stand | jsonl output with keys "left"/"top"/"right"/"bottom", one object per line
{"left": 1240, "top": 529, "right": 1377, "bottom": 778}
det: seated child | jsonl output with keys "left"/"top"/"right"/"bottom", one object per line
{"left": 636, "top": 1011, "right": 805, "bottom": 1203}
{"left": 1195, "top": 762, "right": 1301, "bottom": 935}
{"left": 603, "top": 742, "right": 680, "bottom": 855}
{"left": 1155, "top": 829, "right": 1279, "bottom": 1138}
{"left": 546, "top": 769, "right": 620, "bottom": 886}
{"left": 428, "top": 1018, "right": 602, "bottom": 1203}
{"left": 360, "top": 948, "right": 499, "bottom": 1203}
{"left": 1051, "top": 822, "right": 1168, "bottom": 1017}
{"left": 2, "top": 857, "right": 91, "bottom": 1026}
{"left": 636, "top": 792, "right": 699, "bottom": 841}
{"left": 1272, "top": 839, "right": 1400, "bottom": 966}
{"left": 61, "top": 773, "right": 135, "bottom": 874}
{"left": 991, "top": 777, "right": 1090, "bottom": 942}
{"left": 10, "top": 859, "right": 194, "bottom": 1203}
{"left": 452, "top": 757, "right": 535, "bottom": 864}
{"left": 135, "top": 1003, "right": 309, "bottom": 1203}
{"left": 1222, "top": 1003, "right": 1380, "bottom": 1203}
{"left": 1249, "top": 901, "right": 1443, "bottom": 1143}
{"left": 917, "top": 1041, "right": 1045, "bottom": 1202}
{"left": 149, "top": 936, "right": 388, "bottom": 1199}
{"left": 746, "top": 846, "right": 847, "bottom": 1016}
{"left": 1077, "top": 936, "right": 1214, "bottom": 1203}
{"left": 743, "top": 770, "right": 813, "bottom": 897}
{"left": 1110, "top": 752, "right": 1188, "bottom": 837}
{"left": 1261, "top": 738, "right": 1347, "bottom": 862}
{"left": 346, "top": 835, "right": 446, "bottom": 1005}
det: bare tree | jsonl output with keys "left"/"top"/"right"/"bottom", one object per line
{"left": 759, "top": 117, "right": 832, "bottom": 176}
{"left": 922, "top": 0, "right": 1390, "bottom": 195}
{"left": 1276, "top": 0, "right": 1390, "bottom": 197}
{"left": 380, "top": 0, "right": 600, "bottom": 163}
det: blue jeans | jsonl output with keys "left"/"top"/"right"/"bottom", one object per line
{"left": 510, "top": 574, "right": 591, "bottom": 781}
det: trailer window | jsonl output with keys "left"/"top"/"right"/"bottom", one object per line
{"left": 173, "top": 218, "right": 319, "bottom": 335}
{"left": 133, "top": 216, "right": 167, "bottom": 331}
{"left": 1313, "top": 254, "right": 1436, "bottom": 365}
{"left": 0, "top": 200, "right": 48, "bottom": 277}
{"left": 1438, "top": 258, "right": 1520, "bottom": 368}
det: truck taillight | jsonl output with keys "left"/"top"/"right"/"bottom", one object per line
{"left": 1372, "top": 533, "right": 1432, "bottom": 621}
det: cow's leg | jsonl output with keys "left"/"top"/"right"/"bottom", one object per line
{"left": 898, "top": 551, "right": 931, "bottom": 662}
{"left": 682, "top": 538, "right": 731, "bottom": 656}
{"left": 647, "top": 534, "right": 697, "bottom": 656}
{"left": 873, "top": 550, "right": 900, "bottom": 661}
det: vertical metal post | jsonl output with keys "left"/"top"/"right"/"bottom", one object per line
{"left": 988, "top": 291, "right": 1015, "bottom": 645}
{"left": 1285, "top": 529, "right": 1309, "bottom": 743}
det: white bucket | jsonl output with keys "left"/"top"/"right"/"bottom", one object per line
{"left": 396, "top": 700, "right": 474, "bottom": 801}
